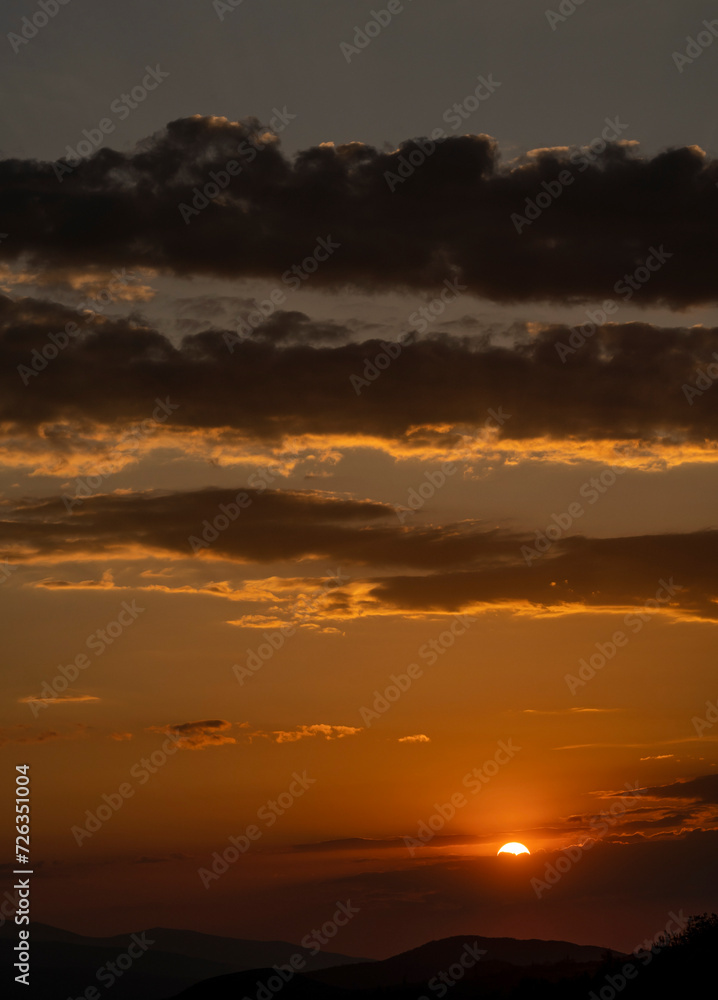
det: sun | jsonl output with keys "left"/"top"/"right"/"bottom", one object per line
{"left": 497, "top": 842, "right": 530, "bottom": 856}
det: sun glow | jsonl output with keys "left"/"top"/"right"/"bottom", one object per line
{"left": 497, "top": 842, "right": 530, "bottom": 856}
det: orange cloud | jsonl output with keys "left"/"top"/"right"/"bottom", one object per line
{"left": 148, "top": 719, "right": 236, "bottom": 750}
{"left": 268, "top": 724, "right": 363, "bottom": 744}
{"left": 18, "top": 694, "right": 100, "bottom": 706}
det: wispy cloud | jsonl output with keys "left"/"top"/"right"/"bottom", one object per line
{"left": 149, "top": 719, "right": 236, "bottom": 750}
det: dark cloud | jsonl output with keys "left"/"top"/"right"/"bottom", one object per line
{"left": 149, "top": 719, "right": 236, "bottom": 749}
{"left": 2, "top": 487, "right": 717, "bottom": 620}
{"left": 4, "top": 295, "right": 718, "bottom": 451}
{"left": 2, "top": 117, "right": 718, "bottom": 305}
{"left": 639, "top": 774, "right": 718, "bottom": 805}
{"left": 0, "top": 723, "right": 90, "bottom": 746}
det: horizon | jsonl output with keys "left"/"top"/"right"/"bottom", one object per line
{"left": 2, "top": 0, "right": 718, "bottom": 991}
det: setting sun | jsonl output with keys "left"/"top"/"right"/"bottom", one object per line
{"left": 497, "top": 842, "right": 531, "bottom": 856}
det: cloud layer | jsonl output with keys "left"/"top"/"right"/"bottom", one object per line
{"left": 3, "top": 487, "right": 718, "bottom": 620}
{"left": 2, "top": 117, "right": 718, "bottom": 305}
{"left": 3, "top": 294, "right": 718, "bottom": 473}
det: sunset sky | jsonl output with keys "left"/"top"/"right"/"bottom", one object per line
{"left": 2, "top": 0, "right": 718, "bottom": 960}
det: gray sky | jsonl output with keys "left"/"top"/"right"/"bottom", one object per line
{"left": 2, "top": 0, "right": 718, "bottom": 161}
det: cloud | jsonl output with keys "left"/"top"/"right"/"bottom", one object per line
{"left": 0, "top": 723, "right": 90, "bottom": 746}
{"left": 523, "top": 708, "right": 622, "bottom": 715}
{"left": 17, "top": 694, "right": 99, "bottom": 706}
{"left": 5, "top": 298, "right": 718, "bottom": 471}
{"left": 397, "top": 734, "right": 431, "bottom": 743}
{"left": 2, "top": 118, "right": 717, "bottom": 305}
{"left": 637, "top": 774, "right": 718, "bottom": 805}
{"left": 5, "top": 488, "right": 718, "bottom": 621}
{"left": 291, "top": 834, "right": 486, "bottom": 852}
{"left": 543, "top": 774, "right": 718, "bottom": 844}
{"left": 110, "top": 731, "right": 133, "bottom": 741}
{"left": 149, "top": 719, "right": 236, "bottom": 750}
{"left": 267, "top": 724, "right": 363, "bottom": 743}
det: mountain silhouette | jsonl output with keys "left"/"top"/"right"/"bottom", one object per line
{"left": 165, "top": 934, "right": 625, "bottom": 998}
{"left": 0, "top": 922, "right": 367, "bottom": 999}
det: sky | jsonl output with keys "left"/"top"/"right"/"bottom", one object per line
{"left": 2, "top": 0, "right": 718, "bottom": 960}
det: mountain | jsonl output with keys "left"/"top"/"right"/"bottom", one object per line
{"left": 166, "top": 934, "right": 626, "bottom": 998}
{"left": 0, "top": 922, "right": 369, "bottom": 1000}
{"left": 305, "top": 934, "right": 625, "bottom": 990}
